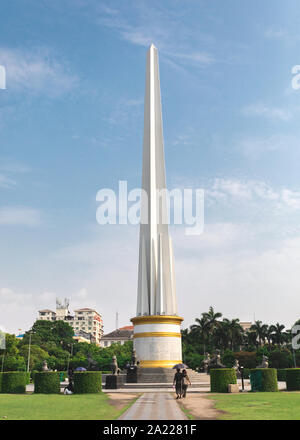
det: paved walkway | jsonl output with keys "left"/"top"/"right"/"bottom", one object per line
{"left": 119, "top": 392, "right": 187, "bottom": 420}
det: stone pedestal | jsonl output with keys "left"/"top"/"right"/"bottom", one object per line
{"left": 228, "top": 384, "right": 239, "bottom": 393}
{"left": 105, "top": 375, "right": 123, "bottom": 389}
{"left": 126, "top": 366, "right": 138, "bottom": 383}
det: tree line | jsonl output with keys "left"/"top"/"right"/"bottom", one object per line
{"left": 182, "top": 306, "right": 300, "bottom": 370}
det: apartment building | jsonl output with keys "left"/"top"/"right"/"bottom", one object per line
{"left": 37, "top": 300, "right": 103, "bottom": 346}
{"left": 72, "top": 308, "right": 104, "bottom": 346}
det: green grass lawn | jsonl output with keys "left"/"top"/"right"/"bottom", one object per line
{"left": 209, "top": 392, "right": 300, "bottom": 420}
{"left": 0, "top": 393, "right": 133, "bottom": 420}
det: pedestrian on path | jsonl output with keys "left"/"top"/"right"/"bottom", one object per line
{"left": 181, "top": 369, "right": 191, "bottom": 398}
{"left": 173, "top": 368, "right": 183, "bottom": 399}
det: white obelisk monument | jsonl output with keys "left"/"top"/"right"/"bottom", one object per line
{"left": 131, "top": 45, "right": 183, "bottom": 368}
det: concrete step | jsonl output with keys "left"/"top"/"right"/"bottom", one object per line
{"left": 123, "top": 382, "right": 209, "bottom": 389}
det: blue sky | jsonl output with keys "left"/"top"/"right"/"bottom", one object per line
{"left": 1, "top": 0, "right": 300, "bottom": 334}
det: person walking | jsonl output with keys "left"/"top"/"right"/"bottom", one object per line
{"left": 181, "top": 369, "right": 191, "bottom": 398}
{"left": 173, "top": 368, "right": 183, "bottom": 399}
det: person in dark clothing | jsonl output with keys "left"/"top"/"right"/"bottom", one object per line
{"left": 173, "top": 368, "right": 183, "bottom": 399}
{"left": 181, "top": 369, "right": 191, "bottom": 398}
{"left": 67, "top": 366, "right": 74, "bottom": 393}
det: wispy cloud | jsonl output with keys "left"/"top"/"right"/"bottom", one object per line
{"left": 207, "top": 178, "right": 300, "bottom": 212}
{"left": 95, "top": 3, "right": 214, "bottom": 72}
{"left": 264, "top": 27, "right": 300, "bottom": 44}
{"left": 265, "top": 28, "right": 288, "bottom": 40}
{"left": 234, "top": 134, "right": 300, "bottom": 157}
{"left": 242, "top": 103, "right": 293, "bottom": 121}
{"left": 104, "top": 98, "right": 143, "bottom": 126}
{"left": 0, "top": 47, "right": 78, "bottom": 97}
{"left": 0, "top": 160, "right": 31, "bottom": 173}
{"left": 0, "top": 287, "right": 32, "bottom": 304}
{"left": 0, "top": 206, "right": 41, "bottom": 226}
{"left": 0, "top": 173, "right": 16, "bottom": 189}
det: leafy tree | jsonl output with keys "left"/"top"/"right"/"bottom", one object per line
{"left": 0, "top": 333, "right": 20, "bottom": 356}
{"left": 3, "top": 355, "right": 26, "bottom": 371}
{"left": 22, "top": 320, "right": 74, "bottom": 351}
{"left": 19, "top": 345, "right": 49, "bottom": 370}
{"left": 269, "top": 349, "right": 293, "bottom": 369}
{"left": 222, "top": 349, "right": 235, "bottom": 367}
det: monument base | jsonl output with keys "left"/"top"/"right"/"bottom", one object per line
{"left": 131, "top": 315, "right": 184, "bottom": 368}
{"left": 105, "top": 375, "right": 123, "bottom": 389}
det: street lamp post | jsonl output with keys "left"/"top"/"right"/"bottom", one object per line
{"left": 67, "top": 343, "right": 74, "bottom": 373}
{"left": 1, "top": 353, "right": 5, "bottom": 373}
{"left": 240, "top": 366, "right": 245, "bottom": 391}
{"left": 27, "top": 332, "right": 32, "bottom": 373}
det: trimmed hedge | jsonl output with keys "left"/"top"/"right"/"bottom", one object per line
{"left": 31, "top": 370, "right": 38, "bottom": 383}
{"left": 210, "top": 369, "right": 237, "bottom": 393}
{"left": 286, "top": 368, "right": 300, "bottom": 391}
{"left": 241, "top": 368, "right": 250, "bottom": 379}
{"left": 277, "top": 369, "right": 287, "bottom": 382}
{"left": 1, "top": 372, "right": 27, "bottom": 393}
{"left": 250, "top": 368, "right": 278, "bottom": 392}
{"left": 34, "top": 372, "right": 60, "bottom": 394}
{"left": 0, "top": 373, "right": 2, "bottom": 392}
{"left": 74, "top": 372, "right": 102, "bottom": 394}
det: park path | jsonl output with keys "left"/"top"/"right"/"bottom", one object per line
{"left": 118, "top": 392, "right": 187, "bottom": 420}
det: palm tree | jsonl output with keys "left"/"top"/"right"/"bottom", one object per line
{"left": 272, "top": 323, "right": 286, "bottom": 346}
{"left": 265, "top": 325, "right": 276, "bottom": 346}
{"left": 202, "top": 307, "right": 222, "bottom": 331}
{"left": 190, "top": 317, "right": 210, "bottom": 354}
{"left": 250, "top": 321, "right": 268, "bottom": 346}
{"left": 245, "top": 329, "right": 259, "bottom": 347}
{"left": 222, "top": 318, "right": 244, "bottom": 350}
{"left": 199, "top": 307, "right": 223, "bottom": 351}
{"left": 213, "top": 321, "right": 230, "bottom": 350}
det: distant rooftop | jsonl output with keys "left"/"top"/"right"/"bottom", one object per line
{"left": 119, "top": 325, "right": 134, "bottom": 331}
{"left": 38, "top": 309, "right": 56, "bottom": 313}
{"left": 102, "top": 327, "right": 133, "bottom": 340}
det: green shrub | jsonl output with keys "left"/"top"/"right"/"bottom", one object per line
{"left": 185, "top": 353, "right": 205, "bottom": 370}
{"left": 74, "top": 372, "right": 102, "bottom": 394}
{"left": 243, "top": 368, "right": 250, "bottom": 379}
{"left": 1, "top": 372, "right": 27, "bottom": 393}
{"left": 222, "top": 350, "right": 235, "bottom": 368}
{"left": 286, "top": 369, "right": 300, "bottom": 391}
{"left": 277, "top": 369, "right": 287, "bottom": 382}
{"left": 250, "top": 368, "right": 278, "bottom": 392}
{"left": 31, "top": 370, "right": 38, "bottom": 382}
{"left": 210, "top": 369, "right": 237, "bottom": 393}
{"left": 25, "top": 372, "right": 30, "bottom": 384}
{"left": 269, "top": 349, "right": 293, "bottom": 369}
{"left": 34, "top": 372, "right": 60, "bottom": 394}
{"left": 0, "top": 373, "right": 2, "bottom": 392}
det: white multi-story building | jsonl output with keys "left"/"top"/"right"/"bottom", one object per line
{"left": 37, "top": 300, "right": 103, "bottom": 346}
{"left": 38, "top": 309, "right": 57, "bottom": 321}
{"left": 240, "top": 322, "right": 252, "bottom": 332}
{"left": 72, "top": 308, "right": 104, "bottom": 346}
